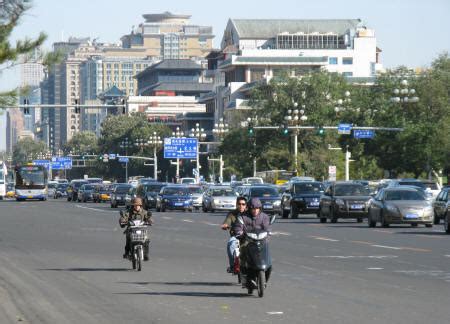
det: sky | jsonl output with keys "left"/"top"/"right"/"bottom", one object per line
{"left": 1, "top": 0, "right": 449, "bottom": 91}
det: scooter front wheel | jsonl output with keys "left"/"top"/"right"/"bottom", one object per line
{"left": 257, "top": 270, "right": 264, "bottom": 297}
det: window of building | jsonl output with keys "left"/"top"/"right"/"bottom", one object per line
{"left": 250, "top": 68, "right": 265, "bottom": 82}
{"left": 342, "top": 57, "right": 353, "bottom": 65}
{"left": 329, "top": 57, "right": 338, "bottom": 65}
{"left": 342, "top": 72, "right": 353, "bottom": 77}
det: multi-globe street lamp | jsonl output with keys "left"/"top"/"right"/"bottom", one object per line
{"left": 390, "top": 79, "right": 419, "bottom": 104}
{"left": 246, "top": 116, "right": 258, "bottom": 176}
{"left": 284, "top": 102, "right": 307, "bottom": 174}
{"left": 189, "top": 123, "right": 206, "bottom": 183}
{"left": 120, "top": 137, "right": 131, "bottom": 182}
{"left": 171, "top": 127, "right": 184, "bottom": 180}
{"left": 211, "top": 118, "right": 229, "bottom": 182}
{"left": 135, "top": 132, "right": 163, "bottom": 181}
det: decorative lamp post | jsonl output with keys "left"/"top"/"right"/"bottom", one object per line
{"left": 120, "top": 137, "right": 131, "bottom": 182}
{"left": 172, "top": 127, "right": 185, "bottom": 180}
{"left": 148, "top": 132, "right": 163, "bottom": 181}
{"left": 284, "top": 102, "right": 308, "bottom": 174}
{"left": 212, "top": 118, "right": 229, "bottom": 183}
{"left": 247, "top": 116, "right": 258, "bottom": 176}
{"left": 189, "top": 123, "right": 206, "bottom": 183}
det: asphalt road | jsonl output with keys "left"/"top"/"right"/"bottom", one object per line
{"left": 1, "top": 198, "right": 450, "bottom": 324}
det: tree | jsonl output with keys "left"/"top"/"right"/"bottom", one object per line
{"left": 62, "top": 131, "right": 98, "bottom": 155}
{"left": 12, "top": 137, "right": 46, "bottom": 164}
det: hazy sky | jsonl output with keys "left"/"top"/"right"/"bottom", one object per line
{"left": 1, "top": 0, "right": 449, "bottom": 91}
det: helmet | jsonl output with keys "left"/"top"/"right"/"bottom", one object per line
{"left": 248, "top": 197, "right": 262, "bottom": 209}
{"left": 132, "top": 197, "right": 143, "bottom": 206}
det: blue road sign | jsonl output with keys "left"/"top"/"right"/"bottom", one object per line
{"left": 338, "top": 123, "right": 352, "bottom": 135}
{"left": 353, "top": 129, "right": 375, "bottom": 139}
{"left": 118, "top": 157, "right": 129, "bottom": 163}
{"left": 51, "top": 157, "right": 73, "bottom": 170}
{"left": 164, "top": 138, "right": 198, "bottom": 159}
{"left": 33, "top": 160, "right": 51, "bottom": 170}
{"left": 108, "top": 154, "right": 116, "bottom": 160}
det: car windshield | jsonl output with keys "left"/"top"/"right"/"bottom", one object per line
{"left": 334, "top": 184, "right": 370, "bottom": 196}
{"left": 143, "top": 184, "right": 164, "bottom": 193}
{"left": 398, "top": 181, "right": 426, "bottom": 189}
{"left": 164, "top": 187, "right": 189, "bottom": 195}
{"left": 57, "top": 184, "right": 68, "bottom": 190}
{"left": 100, "top": 186, "right": 111, "bottom": 192}
{"left": 385, "top": 190, "right": 425, "bottom": 201}
{"left": 48, "top": 183, "right": 57, "bottom": 189}
{"left": 73, "top": 182, "right": 88, "bottom": 189}
{"left": 188, "top": 187, "right": 202, "bottom": 194}
{"left": 250, "top": 187, "right": 279, "bottom": 197}
{"left": 212, "top": 188, "right": 235, "bottom": 196}
{"left": 83, "top": 185, "right": 95, "bottom": 190}
{"left": 293, "top": 182, "right": 323, "bottom": 194}
{"left": 115, "top": 186, "right": 131, "bottom": 193}
{"left": 420, "top": 182, "right": 439, "bottom": 190}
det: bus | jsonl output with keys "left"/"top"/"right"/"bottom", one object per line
{"left": 0, "top": 161, "right": 7, "bottom": 200}
{"left": 255, "top": 170, "right": 296, "bottom": 185}
{"left": 15, "top": 165, "right": 48, "bottom": 201}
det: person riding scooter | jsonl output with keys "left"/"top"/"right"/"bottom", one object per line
{"left": 119, "top": 197, "right": 153, "bottom": 260}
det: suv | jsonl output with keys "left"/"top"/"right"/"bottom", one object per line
{"left": 135, "top": 182, "right": 167, "bottom": 210}
{"left": 110, "top": 184, "right": 132, "bottom": 208}
{"left": 318, "top": 182, "right": 372, "bottom": 223}
{"left": 242, "top": 185, "right": 281, "bottom": 215}
{"left": 67, "top": 180, "right": 89, "bottom": 202}
{"left": 281, "top": 181, "right": 324, "bottom": 218}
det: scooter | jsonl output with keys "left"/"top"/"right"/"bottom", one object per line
{"left": 127, "top": 219, "right": 150, "bottom": 271}
{"left": 237, "top": 214, "right": 276, "bottom": 297}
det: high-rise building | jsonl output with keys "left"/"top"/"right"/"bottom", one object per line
{"left": 120, "top": 12, "right": 214, "bottom": 60}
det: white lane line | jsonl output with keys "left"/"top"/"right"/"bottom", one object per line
{"left": 182, "top": 219, "right": 194, "bottom": 223}
{"left": 445, "top": 255, "right": 450, "bottom": 258}
{"left": 371, "top": 244, "right": 402, "bottom": 250}
{"left": 309, "top": 235, "right": 339, "bottom": 242}
{"left": 267, "top": 311, "right": 284, "bottom": 315}
{"left": 367, "top": 267, "right": 384, "bottom": 270}
{"left": 75, "top": 205, "right": 112, "bottom": 213}
{"left": 201, "top": 221, "right": 220, "bottom": 226}
{"left": 314, "top": 255, "right": 397, "bottom": 259}
{"left": 161, "top": 216, "right": 172, "bottom": 220}
{"left": 271, "top": 231, "right": 292, "bottom": 236}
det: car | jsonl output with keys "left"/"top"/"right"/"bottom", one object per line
{"left": 86, "top": 178, "right": 103, "bottom": 184}
{"left": 47, "top": 181, "right": 58, "bottom": 197}
{"left": 92, "top": 184, "right": 112, "bottom": 203}
{"left": 54, "top": 183, "right": 69, "bottom": 199}
{"left": 318, "top": 182, "right": 372, "bottom": 223}
{"left": 67, "top": 180, "right": 89, "bottom": 202}
{"left": 289, "top": 176, "right": 315, "bottom": 183}
{"left": 110, "top": 184, "right": 132, "bottom": 208}
{"left": 180, "top": 177, "right": 196, "bottom": 185}
{"left": 125, "top": 186, "right": 137, "bottom": 210}
{"left": 433, "top": 187, "right": 450, "bottom": 226}
{"left": 138, "top": 177, "right": 157, "bottom": 185}
{"left": 187, "top": 185, "right": 203, "bottom": 210}
{"left": 386, "top": 179, "right": 434, "bottom": 200}
{"left": 6, "top": 183, "right": 15, "bottom": 198}
{"left": 202, "top": 186, "right": 237, "bottom": 212}
{"left": 242, "top": 177, "right": 264, "bottom": 185}
{"left": 281, "top": 181, "right": 324, "bottom": 218}
{"left": 156, "top": 185, "right": 193, "bottom": 212}
{"left": 78, "top": 184, "right": 99, "bottom": 202}
{"left": 368, "top": 187, "right": 434, "bottom": 228}
{"left": 135, "top": 182, "right": 167, "bottom": 210}
{"left": 419, "top": 180, "right": 441, "bottom": 200}
{"left": 242, "top": 185, "right": 281, "bottom": 215}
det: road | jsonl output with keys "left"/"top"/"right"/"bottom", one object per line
{"left": 1, "top": 199, "right": 450, "bottom": 323}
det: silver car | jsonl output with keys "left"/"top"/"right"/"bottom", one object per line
{"left": 202, "top": 186, "right": 237, "bottom": 212}
{"left": 368, "top": 187, "right": 434, "bottom": 228}
{"left": 187, "top": 186, "right": 203, "bottom": 210}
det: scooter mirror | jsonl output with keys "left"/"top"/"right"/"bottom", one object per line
{"left": 270, "top": 214, "right": 277, "bottom": 225}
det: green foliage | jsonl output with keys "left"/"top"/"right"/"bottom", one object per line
{"left": 12, "top": 137, "right": 47, "bottom": 164}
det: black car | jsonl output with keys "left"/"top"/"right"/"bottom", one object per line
{"left": 318, "top": 182, "right": 372, "bottom": 223}
{"left": 135, "top": 182, "right": 167, "bottom": 210}
{"left": 78, "top": 184, "right": 99, "bottom": 202}
{"left": 433, "top": 187, "right": 450, "bottom": 227}
{"left": 110, "top": 184, "right": 132, "bottom": 208}
{"left": 281, "top": 181, "right": 324, "bottom": 218}
{"left": 67, "top": 180, "right": 89, "bottom": 202}
{"left": 54, "top": 183, "right": 69, "bottom": 199}
{"left": 242, "top": 185, "right": 282, "bottom": 215}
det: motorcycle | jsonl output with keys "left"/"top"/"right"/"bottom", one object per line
{"left": 237, "top": 214, "right": 276, "bottom": 297}
{"left": 126, "top": 219, "right": 150, "bottom": 271}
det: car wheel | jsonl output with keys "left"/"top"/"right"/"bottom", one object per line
{"left": 368, "top": 213, "right": 376, "bottom": 228}
{"left": 433, "top": 210, "right": 440, "bottom": 224}
{"left": 330, "top": 209, "right": 337, "bottom": 223}
{"left": 380, "top": 213, "right": 389, "bottom": 227}
{"left": 444, "top": 213, "right": 450, "bottom": 234}
{"left": 289, "top": 204, "right": 298, "bottom": 219}
{"left": 356, "top": 217, "right": 363, "bottom": 223}
{"left": 411, "top": 223, "right": 418, "bottom": 227}
{"left": 202, "top": 204, "right": 208, "bottom": 213}
{"left": 318, "top": 208, "right": 327, "bottom": 223}
{"left": 425, "top": 224, "right": 433, "bottom": 228}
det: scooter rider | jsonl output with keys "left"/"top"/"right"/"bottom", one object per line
{"left": 119, "top": 197, "right": 153, "bottom": 260}
{"left": 221, "top": 196, "right": 248, "bottom": 273}
{"left": 233, "top": 198, "right": 272, "bottom": 284}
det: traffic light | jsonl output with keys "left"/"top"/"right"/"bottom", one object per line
{"left": 23, "top": 99, "right": 30, "bottom": 115}
{"left": 248, "top": 122, "right": 254, "bottom": 137}
{"left": 280, "top": 123, "right": 289, "bottom": 136}
{"left": 74, "top": 99, "right": 80, "bottom": 114}
{"left": 316, "top": 126, "right": 325, "bottom": 137}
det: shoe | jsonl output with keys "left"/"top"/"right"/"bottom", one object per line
{"left": 123, "top": 253, "right": 129, "bottom": 259}
{"left": 226, "top": 267, "right": 232, "bottom": 273}
{"left": 144, "top": 255, "right": 149, "bottom": 261}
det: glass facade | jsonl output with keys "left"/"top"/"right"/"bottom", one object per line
{"left": 276, "top": 34, "right": 346, "bottom": 50}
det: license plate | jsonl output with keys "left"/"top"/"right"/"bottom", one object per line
{"left": 405, "top": 213, "right": 418, "bottom": 219}
{"left": 350, "top": 204, "right": 364, "bottom": 209}
{"left": 27, "top": 196, "right": 33, "bottom": 198}
{"left": 117, "top": 197, "right": 122, "bottom": 200}
{"left": 174, "top": 202, "right": 183, "bottom": 206}
{"left": 309, "top": 202, "right": 320, "bottom": 207}
{"left": 135, "top": 230, "right": 142, "bottom": 234}
{"left": 263, "top": 204, "right": 273, "bottom": 209}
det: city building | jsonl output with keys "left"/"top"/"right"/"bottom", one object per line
{"left": 205, "top": 18, "right": 383, "bottom": 127}
{"left": 120, "top": 12, "right": 214, "bottom": 60}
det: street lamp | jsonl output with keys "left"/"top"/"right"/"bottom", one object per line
{"left": 120, "top": 137, "right": 131, "bottom": 182}
{"left": 247, "top": 116, "right": 258, "bottom": 176}
{"left": 334, "top": 91, "right": 352, "bottom": 114}
{"left": 189, "top": 123, "right": 206, "bottom": 183}
{"left": 211, "top": 118, "right": 229, "bottom": 183}
{"left": 148, "top": 132, "right": 163, "bottom": 181}
{"left": 171, "top": 127, "right": 184, "bottom": 180}
{"left": 284, "top": 102, "right": 308, "bottom": 175}
{"left": 390, "top": 79, "right": 419, "bottom": 104}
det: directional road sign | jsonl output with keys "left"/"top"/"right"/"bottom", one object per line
{"left": 164, "top": 138, "right": 198, "bottom": 159}
{"left": 118, "top": 157, "right": 129, "bottom": 163}
{"left": 51, "top": 157, "right": 73, "bottom": 170}
{"left": 108, "top": 154, "right": 116, "bottom": 160}
{"left": 353, "top": 129, "right": 375, "bottom": 139}
{"left": 33, "top": 160, "right": 51, "bottom": 170}
{"left": 338, "top": 123, "right": 352, "bottom": 135}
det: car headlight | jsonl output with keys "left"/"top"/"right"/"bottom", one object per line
{"left": 273, "top": 201, "right": 281, "bottom": 207}
{"left": 335, "top": 198, "right": 345, "bottom": 206}
{"left": 213, "top": 198, "right": 221, "bottom": 204}
{"left": 293, "top": 197, "right": 304, "bottom": 201}
{"left": 386, "top": 205, "right": 398, "bottom": 213}
{"left": 185, "top": 199, "right": 192, "bottom": 204}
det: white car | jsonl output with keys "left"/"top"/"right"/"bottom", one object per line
{"left": 180, "top": 177, "right": 196, "bottom": 185}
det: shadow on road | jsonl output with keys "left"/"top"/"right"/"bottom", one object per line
{"left": 40, "top": 267, "right": 129, "bottom": 272}
{"left": 119, "top": 281, "right": 236, "bottom": 287}
{"left": 395, "top": 231, "right": 447, "bottom": 236}
{"left": 115, "top": 291, "right": 249, "bottom": 298}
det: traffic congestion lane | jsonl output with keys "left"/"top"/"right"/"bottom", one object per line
{"left": 1, "top": 200, "right": 450, "bottom": 323}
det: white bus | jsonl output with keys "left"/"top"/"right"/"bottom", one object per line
{"left": 0, "top": 161, "right": 7, "bottom": 200}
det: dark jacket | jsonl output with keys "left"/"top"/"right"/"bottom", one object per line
{"left": 222, "top": 210, "right": 248, "bottom": 237}
{"left": 119, "top": 208, "right": 152, "bottom": 228}
{"left": 233, "top": 211, "right": 271, "bottom": 237}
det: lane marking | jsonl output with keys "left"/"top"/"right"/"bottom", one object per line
{"left": 373, "top": 229, "right": 393, "bottom": 234}
{"left": 314, "top": 255, "right": 397, "bottom": 259}
{"left": 267, "top": 312, "right": 284, "bottom": 315}
{"left": 182, "top": 219, "right": 194, "bottom": 223}
{"left": 161, "top": 216, "right": 172, "bottom": 220}
{"left": 271, "top": 231, "right": 292, "bottom": 236}
{"left": 75, "top": 205, "right": 112, "bottom": 213}
{"left": 350, "top": 240, "right": 373, "bottom": 245}
{"left": 371, "top": 244, "right": 402, "bottom": 250}
{"left": 367, "top": 267, "right": 384, "bottom": 270}
{"left": 400, "top": 247, "right": 431, "bottom": 252}
{"left": 309, "top": 236, "right": 339, "bottom": 242}
{"left": 201, "top": 221, "right": 220, "bottom": 226}
{"left": 306, "top": 223, "right": 322, "bottom": 227}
